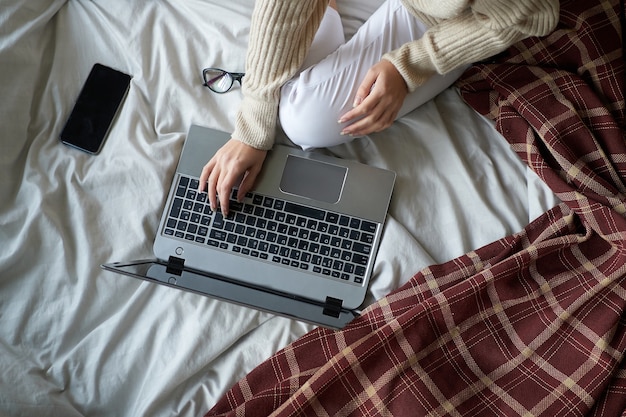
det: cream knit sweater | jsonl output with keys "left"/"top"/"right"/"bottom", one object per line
{"left": 233, "top": 0, "right": 559, "bottom": 150}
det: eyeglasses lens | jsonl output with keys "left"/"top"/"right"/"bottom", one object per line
{"left": 204, "top": 70, "right": 233, "bottom": 93}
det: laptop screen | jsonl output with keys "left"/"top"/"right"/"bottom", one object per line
{"left": 102, "top": 259, "right": 359, "bottom": 329}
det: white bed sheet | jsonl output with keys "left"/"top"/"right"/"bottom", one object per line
{"left": 0, "top": 1, "right": 559, "bottom": 416}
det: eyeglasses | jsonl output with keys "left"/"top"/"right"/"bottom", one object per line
{"left": 202, "top": 68, "right": 244, "bottom": 93}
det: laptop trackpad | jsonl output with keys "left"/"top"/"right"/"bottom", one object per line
{"left": 279, "top": 155, "right": 346, "bottom": 204}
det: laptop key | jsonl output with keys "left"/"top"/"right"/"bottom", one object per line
{"left": 361, "top": 220, "right": 377, "bottom": 233}
{"left": 229, "top": 201, "right": 244, "bottom": 212}
{"left": 263, "top": 197, "right": 274, "bottom": 208}
{"left": 213, "top": 213, "right": 225, "bottom": 228}
{"left": 209, "top": 230, "right": 227, "bottom": 241}
{"left": 352, "top": 242, "right": 371, "bottom": 254}
{"left": 326, "top": 212, "right": 339, "bottom": 223}
{"left": 361, "top": 233, "right": 374, "bottom": 244}
{"left": 284, "top": 202, "right": 325, "bottom": 220}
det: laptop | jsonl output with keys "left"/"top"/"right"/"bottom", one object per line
{"left": 103, "top": 125, "right": 395, "bottom": 328}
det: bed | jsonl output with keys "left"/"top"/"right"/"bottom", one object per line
{"left": 1, "top": 1, "right": 623, "bottom": 416}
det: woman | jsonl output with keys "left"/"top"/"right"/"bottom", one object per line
{"left": 200, "top": 0, "right": 559, "bottom": 215}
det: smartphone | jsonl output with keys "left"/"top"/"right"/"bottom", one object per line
{"left": 60, "top": 63, "right": 132, "bottom": 154}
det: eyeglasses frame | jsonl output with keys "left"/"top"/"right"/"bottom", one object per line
{"left": 202, "top": 67, "right": 245, "bottom": 94}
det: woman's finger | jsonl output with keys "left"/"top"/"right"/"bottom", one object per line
{"left": 206, "top": 164, "right": 220, "bottom": 212}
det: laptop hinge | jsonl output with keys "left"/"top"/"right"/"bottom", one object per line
{"left": 323, "top": 296, "right": 343, "bottom": 318}
{"left": 166, "top": 256, "right": 185, "bottom": 276}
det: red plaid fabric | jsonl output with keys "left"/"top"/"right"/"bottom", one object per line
{"left": 206, "top": 0, "right": 626, "bottom": 415}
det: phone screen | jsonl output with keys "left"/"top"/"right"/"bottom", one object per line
{"left": 60, "top": 63, "right": 132, "bottom": 154}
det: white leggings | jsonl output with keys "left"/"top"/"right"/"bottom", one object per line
{"left": 279, "top": 0, "right": 467, "bottom": 149}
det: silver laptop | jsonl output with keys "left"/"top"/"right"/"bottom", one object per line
{"left": 103, "top": 125, "right": 395, "bottom": 328}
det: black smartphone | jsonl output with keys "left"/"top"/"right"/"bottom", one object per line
{"left": 60, "top": 63, "right": 132, "bottom": 154}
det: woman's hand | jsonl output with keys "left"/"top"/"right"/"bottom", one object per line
{"left": 198, "top": 139, "right": 267, "bottom": 216}
{"left": 338, "top": 60, "right": 408, "bottom": 137}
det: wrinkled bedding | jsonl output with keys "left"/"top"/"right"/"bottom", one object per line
{"left": 0, "top": 1, "right": 558, "bottom": 416}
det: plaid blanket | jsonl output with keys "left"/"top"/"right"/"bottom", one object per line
{"left": 206, "top": 0, "right": 626, "bottom": 415}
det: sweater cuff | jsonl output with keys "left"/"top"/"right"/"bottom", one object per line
{"left": 232, "top": 95, "right": 278, "bottom": 151}
{"left": 382, "top": 43, "right": 437, "bottom": 92}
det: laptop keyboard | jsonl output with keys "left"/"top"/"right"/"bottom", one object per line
{"left": 162, "top": 174, "right": 378, "bottom": 284}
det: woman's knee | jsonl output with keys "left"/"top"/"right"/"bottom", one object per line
{"left": 279, "top": 89, "right": 352, "bottom": 150}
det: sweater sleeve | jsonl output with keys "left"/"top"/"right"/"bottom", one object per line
{"left": 232, "top": 0, "right": 328, "bottom": 150}
{"left": 383, "top": 0, "right": 559, "bottom": 92}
